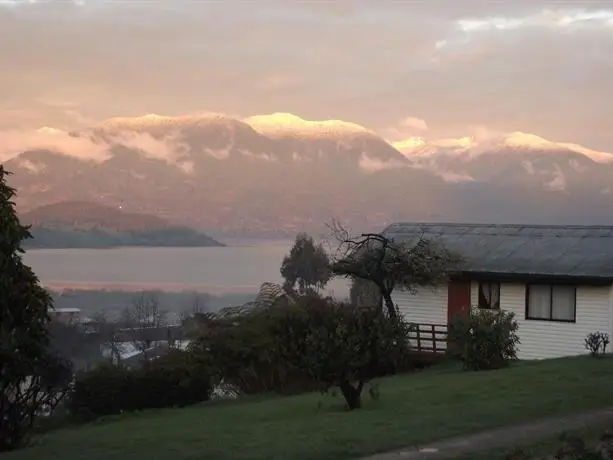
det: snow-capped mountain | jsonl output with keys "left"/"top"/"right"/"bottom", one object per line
{"left": 244, "top": 112, "right": 376, "bottom": 139}
{"left": 2, "top": 113, "right": 613, "bottom": 235}
{"left": 393, "top": 131, "right": 613, "bottom": 192}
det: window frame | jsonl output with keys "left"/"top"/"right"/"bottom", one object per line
{"left": 525, "top": 284, "right": 577, "bottom": 323}
{"left": 477, "top": 281, "right": 501, "bottom": 310}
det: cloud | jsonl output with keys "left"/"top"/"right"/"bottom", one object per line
{"left": 0, "top": 127, "right": 182, "bottom": 165}
{"left": 399, "top": 117, "right": 428, "bottom": 131}
{"left": 255, "top": 74, "right": 303, "bottom": 91}
{"left": 382, "top": 116, "right": 428, "bottom": 141}
{"left": 0, "top": 1, "right": 612, "bottom": 151}
{"left": 358, "top": 154, "right": 406, "bottom": 173}
{"left": 0, "top": 128, "right": 109, "bottom": 162}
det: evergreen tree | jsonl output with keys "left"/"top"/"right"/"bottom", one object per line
{"left": 280, "top": 233, "right": 331, "bottom": 294}
{"left": 0, "top": 166, "right": 69, "bottom": 451}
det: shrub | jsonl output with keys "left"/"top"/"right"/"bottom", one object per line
{"left": 136, "top": 349, "right": 213, "bottom": 409}
{"left": 448, "top": 307, "right": 520, "bottom": 371}
{"left": 191, "top": 300, "right": 316, "bottom": 395}
{"left": 190, "top": 291, "right": 413, "bottom": 407}
{"left": 65, "top": 349, "right": 212, "bottom": 421}
{"left": 65, "top": 363, "right": 131, "bottom": 420}
{"left": 585, "top": 331, "right": 610, "bottom": 357}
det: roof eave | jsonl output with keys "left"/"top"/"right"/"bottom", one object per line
{"left": 452, "top": 270, "right": 613, "bottom": 286}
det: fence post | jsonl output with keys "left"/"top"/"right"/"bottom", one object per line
{"left": 431, "top": 325, "right": 437, "bottom": 354}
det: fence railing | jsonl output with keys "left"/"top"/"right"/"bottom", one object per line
{"left": 407, "top": 323, "right": 448, "bottom": 354}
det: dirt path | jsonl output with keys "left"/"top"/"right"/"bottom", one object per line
{"left": 357, "top": 407, "right": 613, "bottom": 460}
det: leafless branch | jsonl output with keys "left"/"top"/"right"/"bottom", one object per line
{"left": 120, "top": 293, "right": 167, "bottom": 360}
{"left": 325, "top": 220, "right": 461, "bottom": 318}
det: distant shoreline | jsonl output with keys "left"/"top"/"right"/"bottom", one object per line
{"left": 43, "top": 281, "right": 262, "bottom": 294}
{"left": 43, "top": 281, "right": 350, "bottom": 298}
{"left": 24, "top": 238, "right": 294, "bottom": 251}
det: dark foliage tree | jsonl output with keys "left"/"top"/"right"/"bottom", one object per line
{"left": 328, "top": 220, "right": 460, "bottom": 319}
{"left": 280, "top": 233, "right": 331, "bottom": 294}
{"left": 275, "top": 297, "right": 412, "bottom": 410}
{"left": 0, "top": 166, "right": 72, "bottom": 451}
{"left": 189, "top": 283, "right": 307, "bottom": 395}
{"left": 47, "top": 321, "right": 104, "bottom": 371}
{"left": 190, "top": 282, "right": 411, "bottom": 408}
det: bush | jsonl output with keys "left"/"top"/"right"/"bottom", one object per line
{"left": 191, "top": 302, "right": 316, "bottom": 395}
{"left": 65, "top": 349, "right": 212, "bottom": 421}
{"left": 585, "top": 331, "right": 610, "bottom": 357}
{"left": 191, "top": 292, "right": 413, "bottom": 408}
{"left": 448, "top": 307, "right": 520, "bottom": 371}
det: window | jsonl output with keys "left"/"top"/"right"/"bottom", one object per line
{"left": 526, "top": 284, "right": 576, "bottom": 322}
{"left": 478, "top": 281, "right": 500, "bottom": 309}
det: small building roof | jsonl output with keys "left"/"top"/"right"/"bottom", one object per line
{"left": 382, "top": 222, "right": 613, "bottom": 281}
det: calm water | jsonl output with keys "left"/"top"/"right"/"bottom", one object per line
{"left": 23, "top": 239, "right": 350, "bottom": 298}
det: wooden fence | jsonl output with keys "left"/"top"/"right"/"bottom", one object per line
{"left": 407, "top": 323, "right": 448, "bottom": 355}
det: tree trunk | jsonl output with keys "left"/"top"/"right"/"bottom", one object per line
{"left": 382, "top": 291, "right": 397, "bottom": 320}
{"left": 338, "top": 381, "right": 363, "bottom": 410}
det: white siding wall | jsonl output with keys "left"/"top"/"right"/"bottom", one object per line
{"left": 393, "top": 287, "right": 448, "bottom": 352}
{"left": 471, "top": 281, "right": 612, "bottom": 360}
{"left": 395, "top": 282, "right": 612, "bottom": 360}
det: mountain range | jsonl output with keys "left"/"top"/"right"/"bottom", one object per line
{"left": 3, "top": 112, "right": 613, "bottom": 236}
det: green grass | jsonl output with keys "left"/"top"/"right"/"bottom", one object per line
{"left": 455, "top": 421, "right": 613, "bottom": 459}
{"left": 8, "top": 357, "right": 613, "bottom": 460}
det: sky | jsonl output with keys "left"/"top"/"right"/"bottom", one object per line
{"left": 1, "top": 0, "right": 612, "bottom": 150}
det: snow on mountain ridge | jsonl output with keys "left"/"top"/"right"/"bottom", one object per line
{"left": 96, "top": 111, "right": 378, "bottom": 140}
{"left": 556, "top": 142, "right": 613, "bottom": 163}
{"left": 393, "top": 131, "right": 613, "bottom": 164}
{"left": 98, "top": 112, "right": 234, "bottom": 130}
{"left": 6, "top": 112, "right": 613, "bottom": 169}
{"left": 244, "top": 112, "right": 375, "bottom": 138}
{"left": 502, "top": 132, "right": 558, "bottom": 149}
{"left": 391, "top": 137, "right": 427, "bottom": 153}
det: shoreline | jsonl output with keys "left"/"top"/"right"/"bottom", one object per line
{"left": 43, "top": 281, "right": 350, "bottom": 298}
{"left": 43, "top": 281, "right": 261, "bottom": 294}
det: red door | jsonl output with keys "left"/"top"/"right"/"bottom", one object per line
{"left": 447, "top": 280, "right": 471, "bottom": 324}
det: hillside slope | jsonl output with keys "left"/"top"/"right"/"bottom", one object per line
{"left": 21, "top": 201, "right": 223, "bottom": 248}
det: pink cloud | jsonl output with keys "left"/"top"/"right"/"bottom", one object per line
{"left": 0, "top": 128, "right": 109, "bottom": 162}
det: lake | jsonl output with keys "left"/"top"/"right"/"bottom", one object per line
{"left": 23, "top": 239, "right": 350, "bottom": 298}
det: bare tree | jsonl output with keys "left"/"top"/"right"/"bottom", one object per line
{"left": 327, "top": 220, "right": 460, "bottom": 319}
{"left": 90, "top": 311, "right": 123, "bottom": 366}
{"left": 120, "top": 293, "right": 167, "bottom": 361}
{"left": 179, "top": 292, "right": 211, "bottom": 323}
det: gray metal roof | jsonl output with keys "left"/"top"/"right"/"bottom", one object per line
{"left": 382, "top": 222, "right": 613, "bottom": 280}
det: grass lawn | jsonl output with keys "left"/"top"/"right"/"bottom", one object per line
{"left": 7, "top": 357, "right": 613, "bottom": 460}
{"left": 455, "top": 421, "right": 613, "bottom": 459}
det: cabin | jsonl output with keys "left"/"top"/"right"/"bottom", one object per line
{"left": 49, "top": 307, "right": 82, "bottom": 325}
{"left": 383, "top": 223, "right": 613, "bottom": 360}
